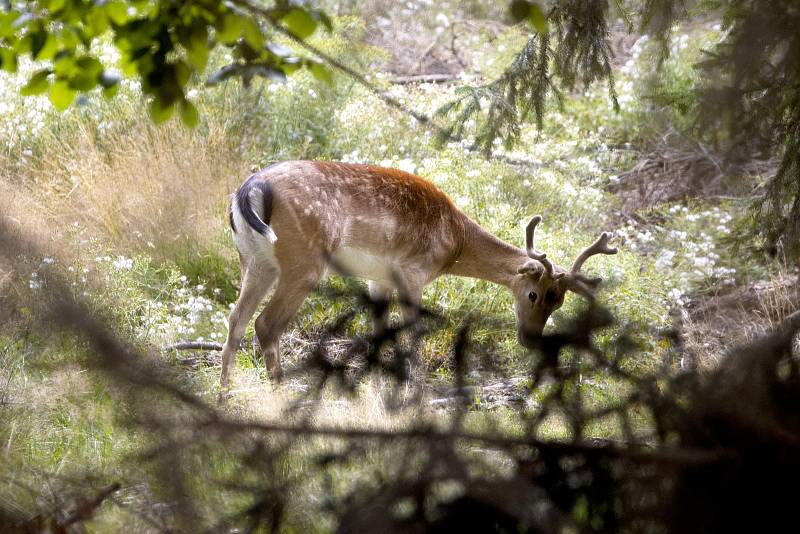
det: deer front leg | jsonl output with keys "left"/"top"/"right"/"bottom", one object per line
{"left": 253, "top": 272, "right": 320, "bottom": 382}
{"left": 395, "top": 271, "right": 424, "bottom": 329}
{"left": 393, "top": 274, "right": 426, "bottom": 381}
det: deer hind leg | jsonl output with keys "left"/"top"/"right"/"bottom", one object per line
{"left": 220, "top": 264, "right": 278, "bottom": 388}
{"left": 368, "top": 281, "right": 393, "bottom": 337}
{"left": 254, "top": 264, "right": 325, "bottom": 382}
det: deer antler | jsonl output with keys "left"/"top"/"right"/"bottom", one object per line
{"left": 525, "top": 215, "right": 554, "bottom": 277}
{"left": 570, "top": 232, "right": 618, "bottom": 274}
{"left": 559, "top": 232, "right": 617, "bottom": 301}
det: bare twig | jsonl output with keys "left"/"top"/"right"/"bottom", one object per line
{"left": 62, "top": 483, "right": 121, "bottom": 527}
{"left": 411, "top": 38, "right": 440, "bottom": 72}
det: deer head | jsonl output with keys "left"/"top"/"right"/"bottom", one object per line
{"left": 512, "top": 215, "right": 618, "bottom": 348}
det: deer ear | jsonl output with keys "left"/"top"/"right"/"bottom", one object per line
{"left": 569, "top": 272, "right": 602, "bottom": 288}
{"left": 562, "top": 277, "right": 594, "bottom": 299}
{"left": 562, "top": 274, "right": 604, "bottom": 300}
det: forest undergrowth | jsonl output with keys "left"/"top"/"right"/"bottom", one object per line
{"left": 0, "top": 9, "right": 793, "bottom": 531}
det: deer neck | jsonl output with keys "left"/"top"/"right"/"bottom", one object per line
{"left": 446, "top": 217, "right": 527, "bottom": 288}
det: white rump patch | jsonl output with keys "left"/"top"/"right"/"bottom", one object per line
{"left": 230, "top": 195, "right": 278, "bottom": 268}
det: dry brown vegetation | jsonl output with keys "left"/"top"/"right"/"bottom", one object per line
{"left": 684, "top": 272, "right": 800, "bottom": 369}
{"left": 608, "top": 140, "right": 775, "bottom": 213}
{"left": 0, "top": 115, "right": 247, "bottom": 269}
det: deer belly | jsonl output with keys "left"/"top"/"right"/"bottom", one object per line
{"left": 330, "top": 247, "right": 397, "bottom": 284}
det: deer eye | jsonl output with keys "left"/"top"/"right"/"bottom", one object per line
{"left": 528, "top": 291, "right": 538, "bottom": 302}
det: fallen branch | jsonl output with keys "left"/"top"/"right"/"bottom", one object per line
{"left": 176, "top": 353, "right": 221, "bottom": 368}
{"left": 164, "top": 341, "right": 223, "bottom": 351}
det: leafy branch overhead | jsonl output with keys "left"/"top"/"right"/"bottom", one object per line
{"left": 685, "top": 0, "right": 800, "bottom": 260}
{"left": 0, "top": 0, "right": 335, "bottom": 125}
{"left": 638, "top": 0, "right": 800, "bottom": 259}
{"left": 435, "top": 0, "right": 618, "bottom": 155}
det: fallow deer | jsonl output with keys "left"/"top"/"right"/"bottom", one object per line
{"left": 221, "top": 161, "right": 617, "bottom": 386}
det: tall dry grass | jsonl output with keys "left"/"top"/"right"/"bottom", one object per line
{"left": 0, "top": 110, "right": 249, "bottom": 295}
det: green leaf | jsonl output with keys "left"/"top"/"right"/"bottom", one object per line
{"left": 216, "top": 13, "right": 241, "bottom": 44}
{"left": 509, "top": 0, "right": 547, "bottom": 33}
{"left": 48, "top": 0, "right": 67, "bottom": 13}
{"left": 102, "top": 82, "right": 118, "bottom": 99}
{"left": 61, "top": 28, "right": 80, "bottom": 51}
{"left": 527, "top": 3, "right": 548, "bottom": 33}
{"left": 281, "top": 61, "right": 301, "bottom": 75}
{"left": 62, "top": 56, "right": 103, "bottom": 90}
{"left": 0, "top": 11, "right": 21, "bottom": 39}
{"left": 179, "top": 99, "right": 198, "bottom": 128}
{"left": 105, "top": 1, "right": 129, "bottom": 25}
{"left": 29, "top": 28, "right": 48, "bottom": 58}
{"left": 119, "top": 54, "right": 138, "bottom": 77}
{"left": 20, "top": 70, "right": 51, "bottom": 96}
{"left": 186, "top": 24, "right": 209, "bottom": 71}
{"left": 70, "top": 73, "right": 97, "bottom": 91}
{"left": 186, "top": 41, "right": 209, "bottom": 71}
{"left": 282, "top": 8, "right": 317, "bottom": 39}
{"left": 175, "top": 60, "right": 191, "bottom": 87}
{"left": 54, "top": 55, "right": 76, "bottom": 77}
{"left": 150, "top": 98, "right": 175, "bottom": 123}
{"left": 0, "top": 47, "right": 17, "bottom": 73}
{"left": 37, "top": 32, "right": 59, "bottom": 60}
{"left": 48, "top": 80, "right": 75, "bottom": 110}
{"left": 242, "top": 18, "right": 263, "bottom": 50}
{"left": 86, "top": 9, "right": 109, "bottom": 36}
{"left": 309, "top": 62, "right": 332, "bottom": 85}
{"left": 76, "top": 56, "right": 103, "bottom": 77}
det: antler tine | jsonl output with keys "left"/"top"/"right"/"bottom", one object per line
{"left": 570, "top": 232, "right": 618, "bottom": 274}
{"left": 525, "top": 215, "right": 554, "bottom": 276}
